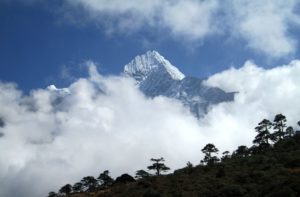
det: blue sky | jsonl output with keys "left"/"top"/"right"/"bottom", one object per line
{"left": 0, "top": 0, "right": 300, "bottom": 92}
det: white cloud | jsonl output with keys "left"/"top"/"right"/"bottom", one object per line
{"left": 1, "top": 60, "right": 300, "bottom": 197}
{"left": 227, "top": 0, "right": 299, "bottom": 58}
{"left": 3, "top": 0, "right": 300, "bottom": 58}
{"left": 4, "top": 0, "right": 300, "bottom": 58}
{"left": 0, "top": 64, "right": 207, "bottom": 197}
{"left": 62, "top": 0, "right": 220, "bottom": 39}
{"left": 162, "top": 0, "right": 219, "bottom": 40}
{"left": 204, "top": 59, "right": 300, "bottom": 130}
{"left": 59, "top": 0, "right": 300, "bottom": 58}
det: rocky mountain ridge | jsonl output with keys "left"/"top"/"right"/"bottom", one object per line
{"left": 124, "top": 51, "right": 234, "bottom": 117}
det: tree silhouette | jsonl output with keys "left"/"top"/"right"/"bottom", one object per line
{"left": 135, "top": 170, "right": 151, "bottom": 179}
{"left": 48, "top": 191, "right": 57, "bottom": 197}
{"left": 296, "top": 121, "right": 300, "bottom": 134}
{"left": 97, "top": 170, "right": 114, "bottom": 187}
{"left": 202, "top": 143, "right": 219, "bottom": 156}
{"left": 147, "top": 157, "right": 170, "bottom": 176}
{"left": 201, "top": 143, "right": 219, "bottom": 165}
{"left": 115, "top": 174, "right": 135, "bottom": 184}
{"left": 186, "top": 161, "right": 193, "bottom": 168}
{"left": 72, "top": 182, "right": 84, "bottom": 193}
{"left": 253, "top": 119, "right": 272, "bottom": 145}
{"left": 233, "top": 145, "right": 249, "bottom": 157}
{"left": 272, "top": 114, "right": 287, "bottom": 142}
{"left": 185, "top": 161, "right": 194, "bottom": 174}
{"left": 59, "top": 184, "right": 72, "bottom": 196}
{"left": 285, "top": 126, "right": 295, "bottom": 138}
{"left": 81, "top": 176, "right": 98, "bottom": 192}
{"left": 221, "top": 151, "right": 231, "bottom": 161}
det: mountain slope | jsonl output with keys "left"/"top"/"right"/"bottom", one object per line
{"left": 56, "top": 129, "right": 300, "bottom": 197}
{"left": 124, "top": 51, "right": 234, "bottom": 117}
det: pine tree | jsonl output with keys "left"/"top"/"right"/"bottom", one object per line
{"left": 285, "top": 126, "right": 295, "bottom": 137}
{"left": 233, "top": 145, "right": 249, "bottom": 157}
{"left": 72, "top": 182, "right": 84, "bottom": 193}
{"left": 97, "top": 170, "right": 114, "bottom": 187}
{"left": 59, "top": 184, "right": 72, "bottom": 196}
{"left": 147, "top": 157, "right": 170, "bottom": 176}
{"left": 135, "top": 170, "right": 151, "bottom": 179}
{"left": 272, "top": 114, "right": 287, "bottom": 142}
{"left": 81, "top": 176, "right": 98, "bottom": 192}
{"left": 201, "top": 143, "right": 219, "bottom": 165}
{"left": 47, "top": 191, "right": 58, "bottom": 197}
{"left": 221, "top": 151, "right": 231, "bottom": 161}
{"left": 253, "top": 119, "right": 272, "bottom": 145}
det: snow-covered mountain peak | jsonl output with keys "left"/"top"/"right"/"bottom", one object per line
{"left": 124, "top": 50, "right": 185, "bottom": 83}
{"left": 123, "top": 50, "right": 234, "bottom": 117}
{"left": 45, "top": 51, "right": 234, "bottom": 118}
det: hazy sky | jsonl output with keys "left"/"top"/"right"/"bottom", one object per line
{"left": 1, "top": 1, "right": 300, "bottom": 197}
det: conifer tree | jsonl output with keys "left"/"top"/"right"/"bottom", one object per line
{"left": 285, "top": 126, "right": 295, "bottom": 137}
{"left": 147, "top": 157, "right": 170, "bottom": 176}
{"left": 48, "top": 191, "right": 58, "bottom": 197}
{"left": 233, "top": 145, "right": 249, "bottom": 157}
{"left": 221, "top": 151, "right": 231, "bottom": 161}
{"left": 72, "top": 182, "right": 84, "bottom": 193}
{"left": 59, "top": 184, "right": 72, "bottom": 196}
{"left": 81, "top": 176, "right": 98, "bottom": 192}
{"left": 253, "top": 119, "right": 272, "bottom": 145}
{"left": 201, "top": 143, "right": 219, "bottom": 165}
{"left": 272, "top": 114, "right": 287, "bottom": 141}
{"left": 135, "top": 170, "right": 151, "bottom": 179}
{"left": 97, "top": 170, "right": 114, "bottom": 187}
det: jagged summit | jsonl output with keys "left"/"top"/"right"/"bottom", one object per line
{"left": 123, "top": 50, "right": 234, "bottom": 117}
{"left": 124, "top": 50, "right": 185, "bottom": 84}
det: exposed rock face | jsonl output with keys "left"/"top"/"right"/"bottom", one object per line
{"left": 124, "top": 51, "right": 234, "bottom": 117}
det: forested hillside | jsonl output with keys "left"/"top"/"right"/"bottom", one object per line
{"left": 48, "top": 114, "right": 300, "bottom": 197}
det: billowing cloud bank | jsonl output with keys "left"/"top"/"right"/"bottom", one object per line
{"left": 0, "top": 64, "right": 206, "bottom": 197}
{"left": 1, "top": 61, "right": 300, "bottom": 197}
